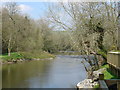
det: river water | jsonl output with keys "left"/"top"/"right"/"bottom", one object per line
{"left": 2, "top": 55, "right": 88, "bottom": 88}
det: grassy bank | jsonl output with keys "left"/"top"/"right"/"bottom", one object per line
{"left": 100, "top": 64, "right": 119, "bottom": 79}
{"left": 0, "top": 51, "right": 55, "bottom": 63}
{"left": 94, "top": 84, "right": 99, "bottom": 88}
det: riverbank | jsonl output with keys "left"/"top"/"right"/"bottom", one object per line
{"left": 0, "top": 51, "right": 56, "bottom": 64}
{"left": 54, "top": 51, "right": 81, "bottom": 55}
{"left": 77, "top": 64, "right": 119, "bottom": 89}
{"left": 100, "top": 64, "right": 119, "bottom": 79}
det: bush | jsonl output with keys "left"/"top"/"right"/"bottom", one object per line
{"left": 97, "top": 50, "right": 107, "bottom": 60}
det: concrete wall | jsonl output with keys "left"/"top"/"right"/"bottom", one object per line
{"left": 107, "top": 52, "right": 120, "bottom": 77}
{"left": 107, "top": 52, "right": 120, "bottom": 68}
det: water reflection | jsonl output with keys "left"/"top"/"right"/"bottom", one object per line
{"left": 2, "top": 55, "right": 87, "bottom": 88}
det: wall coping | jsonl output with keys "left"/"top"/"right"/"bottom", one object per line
{"left": 108, "top": 52, "right": 120, "bottom": 54}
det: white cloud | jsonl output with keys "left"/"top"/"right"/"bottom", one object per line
{"left": 18, "top": 4, "right": 32, "bottom": 13}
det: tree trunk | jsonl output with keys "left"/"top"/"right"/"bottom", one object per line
{"left": 8, "top": 48, "right": 11, "bottom": 56}
{"left": 8, "top": 35, "right": 12, "bottom": 56}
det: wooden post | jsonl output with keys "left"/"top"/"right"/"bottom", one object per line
{"left": 99, "top": 74, "right": 109, "bottom": 89}
{"left": 117, "top": 82, "right": 120, "bottom": 90}
{"left": 118, "top": 69, "right": 120, "bottom": 78}
{"left": 99, "top": 73, "right": 104, "bottom": 80}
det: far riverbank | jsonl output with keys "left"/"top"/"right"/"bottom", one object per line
{"left": 0, "top": 51, "right": 56, "bottom": 64}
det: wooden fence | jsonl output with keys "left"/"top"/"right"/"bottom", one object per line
{"left": 107, "top": 52, "right": 120, "bottom": 78}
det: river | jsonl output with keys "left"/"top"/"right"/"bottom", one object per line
{"left": 2, "top": 55, "right": 88, "bottom": 88}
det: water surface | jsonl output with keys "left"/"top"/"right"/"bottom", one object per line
{"left": 2, "top": 55, "right": 87, "bottom": 88}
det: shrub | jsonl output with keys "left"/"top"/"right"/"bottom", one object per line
{"left": 97, "top": 50, "right": 107, "bottom": 61}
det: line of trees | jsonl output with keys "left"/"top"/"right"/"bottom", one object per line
{"left": 2, "top": 2, "right": 119, "bottom": 57}
{"left": 47, "top": 2, "right": 119, "bottom": 55}
{"left": 2, "top": 2, "right": 73, "bottom": 56}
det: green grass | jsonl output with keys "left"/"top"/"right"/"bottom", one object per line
{"left": 100, "top": 64, "right": 119, "bottom": 79}
{"left": 103, "top": 69, "right": 118, "bottom": 79}
{"left": 20, "top": 51, "right": 55, "bottom": 59}
{"left": 1, "top": 52, "right": 23, "bottom": 61}
{"left": 0, "top": 51, "right": 55, "bottom": 63}
{"left": 110, "top": 50, "right": 120, "bottom": 52}
{"left": 94, "top": 84, "right": 99, "bottom": 88}
{"left": 100, "top": 64, "right": 109, "bottom": 69}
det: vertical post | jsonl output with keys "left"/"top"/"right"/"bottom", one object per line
{"left": 99, "top": 74, "right": 109, "bottom": 89}
{"left": 117, "top": 82, "right": 120, "bottom": 90}
{"left": 99, "top": 73, "right": 104, "bottom": 80}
